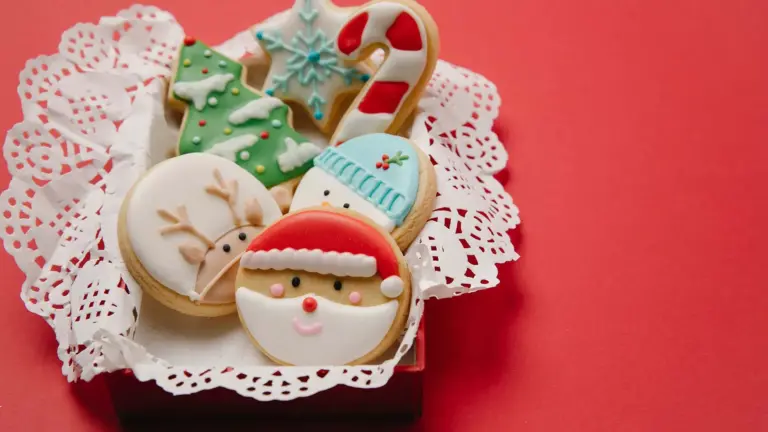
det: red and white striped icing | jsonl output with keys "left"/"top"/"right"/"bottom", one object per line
{"left": 333, "top": 1, "right": 430, "bottom": 144}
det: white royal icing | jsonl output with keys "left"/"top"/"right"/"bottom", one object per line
{"left": 173, "top": 73, "right": 235, "bottom": 111}
{"left": 380, "top": 276, "right": 403, "bottom": 298}
{"left": 333, "top": 111, "right": 394, "bottom": 144}
{"left": 236, "top": 290, "right": 399, "bottom": 365}
{"left": 290, "top": 167, "right": 396, "bottom": 231}
{"left": 205, "top": 135, "right": 259, "bottom": 162}
{"left": 228, "top": 97, "right": 285, "bottom": 125}
{"left": 277, "top": 137, "right": 323, "bottom": 173}
{"left": 124, "top": 154, "right": 282, "bottom": 298}
{"left": 240, "top": 248, "right": 377, "bottom": 277}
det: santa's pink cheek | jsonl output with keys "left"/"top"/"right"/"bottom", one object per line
{"left": 348, "top": 291, "right": 362, "bottom": 305}
{"left": 269, "top": 284, "right": 285, "bottom": 298}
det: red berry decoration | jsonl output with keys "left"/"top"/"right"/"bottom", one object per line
{"left": 260, "top": 131, "right": 269, "bottom": 139}
{"left": 382, "top": 154, "right": 389, "bottom": 161}
{"left": 199, "top": 120, "right": 207, "bottom": 127}
{"left": 201, "top": 68, "right": 209, "bottom": 74}
{"left": 183, "top": 36, "right": 196, "bottom": 46}
{"left": 376, "top": 162, "right": 383, "bottom": 168}
{"left": 382, "top": 163, "right": 390, "bottom": 170}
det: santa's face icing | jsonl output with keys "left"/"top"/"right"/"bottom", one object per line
{"left": 236, "top": 270, "right": 398, "bottom": 366}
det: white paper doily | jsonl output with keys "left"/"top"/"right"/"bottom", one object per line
{"left": 0, "top": 5, "right": 520, "bottom": 399}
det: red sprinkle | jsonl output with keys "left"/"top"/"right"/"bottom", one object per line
{"left": 260, "top": 131, "right": 269, "bottom": 139}
{"left": 199, "top": 120, "right": 206, "bottom": 126}
{"left": 201, "top": 68, "right": 209, "bottom": 74}
{"left": 376, "top": 161, "right": 383, "bottom": 168}
{"left": 183, "top": 36, "right": 196, "bottom": 46}
{"left": 382, "top": 154, "right": 389, "bottom": 161}
{"left": 302, "top": 297, "right": 318, "bottom": 313}
{"left": 383, "top": 163, "right": 390, "bottom": 170}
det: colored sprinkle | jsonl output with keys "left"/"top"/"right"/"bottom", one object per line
{"left": 183, "top": 36, "right": 196, "bottom": 46}
{"left": 192, "top": 136, "right": 201, "bottom": 145}
{"left": 260, "top": 131, "right": 269, "bottom": 139}
{"left": 199, "top": 120, "right": 207, "bottom": 127}
{"left": 255, "top": 165, "right": 265, "bottom": 174}
{"left": 361, "top": 73, "right": 370, "bottom": 82}
{"left": 265, "top": 88, "right": 275, "bottom": 96}
{"left": 208, "top": 97, "right": 218, "bottom": 106}
{"left": 218, "top": 60, "right": 227, "bottom": 68}
{"left": 314, "top": 111, "right": 323, "bottom": 120}
{"left": 256, "top": 31, "right": 264, "bottom": 40}
{"left": 203, "top": 49, "right": 212, "bottom": 58}
{"left": 271, "top": 119, "right": 282, "bottom": 128}
{"left": 223, "top": 127, "right": 232, "bottom": 135}
{"left": 182, "top": 58, "right": 191, "bottom": 67}
{"left": 376, "top": 161, "right": 382, "bottom": 168}
{"left": 240, "top": 151, "right": 250, "bottom": 161}
{"left": 231, "top": 88, "right": 240, "bottom": 95}
{"left": 307, "top": 51, "right": 320, "bottom": 63}
{"left": 201, "top": 67, "right": 209, "bottom": 74}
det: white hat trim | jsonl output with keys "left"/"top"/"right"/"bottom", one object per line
{"left": 240, "top": 248, "right": 377, "bottom": 278}
{"left": 380, "top": 276, "right": 404, "bottom": 298}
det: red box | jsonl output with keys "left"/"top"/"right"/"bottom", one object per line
{"left": 105, "top": 319, "right": 425, "bottom": 422}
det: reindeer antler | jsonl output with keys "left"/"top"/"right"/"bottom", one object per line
{"left": 158, "top": 205, "right": 215, "bottom": 248}
{"left": 205, "top": 169, "right": 242, "bottom": 226}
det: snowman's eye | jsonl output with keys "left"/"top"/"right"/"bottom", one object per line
{"left": 333, "top": 280, "right": 343, "bottom": 291}
{"left": 291, "top": 276, "right": 301, "bottom": 288}
{"left": 323, "top": 190, "right": 330, "bottom": 196}
{"left": 343, "top": 203, "right": 350, "bottom": 209}
{"left": 238, "top": 232, "right": 247, "bottom": 241}
{"left": 222, "top": 244, "right": 231, "bottom": 253}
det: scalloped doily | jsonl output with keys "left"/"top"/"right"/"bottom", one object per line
{"left": 0, "top": 5, "right": 519, "bottom": 399}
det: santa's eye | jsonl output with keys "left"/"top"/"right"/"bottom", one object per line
{"left": 291, "top": 276, "right": 301, "bottom": 288}
{"left": 222, "top": 244, "right": 231, "bottom": 253}
{"left": 323, "top": 190, "right": 330, "bottom": 196}
{"left": 333, "top": 280, "right": 343, "bottom": 291}
{"left": 238, "top": 232, "right": 247, "bottom": 241}
{"left": 343, "top": 203, "right": 350, "bottom": 209}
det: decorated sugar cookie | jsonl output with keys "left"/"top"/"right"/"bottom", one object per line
{"left": 330, "top": 0, "right": 439, "bottom": 145}
{"left": 168, "top": 37, "right": 323, "bottom": 208}
{"left": 235, "top": 208, "right": 411, "bottom": 366}
{"left": 254, "top": 0, "right": 372, "bottom": 132}
{"left": 289, "top": 133, "right": 436, "bottom": 250}
{"left": 119, "top": 153, "right": 282, "bottom": 317}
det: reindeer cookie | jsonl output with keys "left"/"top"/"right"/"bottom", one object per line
{"left": 119, "top": 153, "right": 282, "bottom": 317}
{"left": 235, "top": 208, "right": 411, "bottom": 366}
{"left": 289, "top": 133, "right": 436, "bottom": 250}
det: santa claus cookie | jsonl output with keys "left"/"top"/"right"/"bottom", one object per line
{"left": 289, "top": 133, "right": 436, "bottom": 250}
{"left": 168, "top": 37, "right": 324, "bottom": 211}
{"left": 253, "top": 0, "right": 373, "bottom": 133}
{"left": 119, "top": 153, "right": 282, "bottom": 317}
{"left": 235, "top": 208, "right": 411, "bottom": 366}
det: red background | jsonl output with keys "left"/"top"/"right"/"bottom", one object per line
{"left": 2, "top": 0, "right": 768, "bottom": 430}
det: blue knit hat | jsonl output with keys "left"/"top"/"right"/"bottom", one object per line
{"left": 313, "top": 134, "right": 420, "bottom": 226}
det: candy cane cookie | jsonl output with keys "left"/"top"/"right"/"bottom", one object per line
{"left": 331, "top": 0, "right": 439, "bottom": 145}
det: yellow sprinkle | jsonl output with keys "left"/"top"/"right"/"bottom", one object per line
{"left": 182, "top": 58, "right": 191, "bottom": 67}
{"left": 223, "top": 127, "right": 232, "bottom": 135}
{"left": 231, "top": 87, "right": 240, "bottom": 95}
{"left": 255, "top": 165, "right": 265, "bottom": 174}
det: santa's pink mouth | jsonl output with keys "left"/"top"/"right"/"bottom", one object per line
{"left": 292, "top": 317, "right": 323, "bottom": 336}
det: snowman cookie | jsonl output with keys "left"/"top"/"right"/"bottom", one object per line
{"left": 119, "top": 153, "right": 283, "bottom": 317}
{"left": 289, "top": 133, "right": 436, "bottom": 250}
{"left": 235, "top": 208, "right": 411, "bottom": 366}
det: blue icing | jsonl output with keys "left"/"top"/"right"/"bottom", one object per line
{"left": 313, "top": 133, "right": 420, "bottom": 226}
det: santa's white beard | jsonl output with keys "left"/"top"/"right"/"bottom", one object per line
{"left": 236, "top": 289, "right": 399, "bottom": 366}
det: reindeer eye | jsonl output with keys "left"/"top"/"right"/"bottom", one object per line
{"left": 343, "top": 203, "right": 350, "bottom": 209}
{"left": 291, "top": 276, "right": 301, "bottom": 288}
{"left": 238, "top": 232, "right": 247, "bottom": 241}
{"left": 222, "top": 244, "right": 231, "bottom": 253}
{"left": 333, "top": 280, "right": 343, "bottom": 291}
{"left": 323, "top": 190, "right": 330, "bottom": 196}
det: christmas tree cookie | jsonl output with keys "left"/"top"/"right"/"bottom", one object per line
{"left": 254, "top": 0, "right": 372, "bottom": 133}
{"left": 168, "top": 37, "right": 322, "bottom": 205}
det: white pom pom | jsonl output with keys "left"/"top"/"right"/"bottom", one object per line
{"left": 380, "top": 276, "right": 403, "bottom": 298}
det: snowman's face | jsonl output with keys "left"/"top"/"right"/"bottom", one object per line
{"left": 235, "top": 269, "right": 399, "bottom": 365}
{"left": 289, "top": 168, "right": 396, "bottom": 232}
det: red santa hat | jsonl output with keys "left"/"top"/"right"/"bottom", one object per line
{"left": 240, "top": 209, "right": 404, "bottom": 298}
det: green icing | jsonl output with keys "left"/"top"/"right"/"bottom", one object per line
{"left": 173, "top": 39, "right": 314, "bottom": 189}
